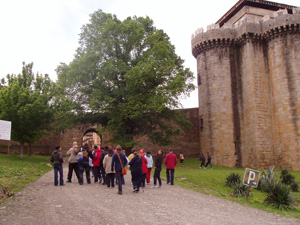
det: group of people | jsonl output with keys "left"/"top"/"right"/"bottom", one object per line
{"left": 50, "top": 142, "right": 208, "bottom": 194}
{"left": 199, "top": 152, "right": 213, "bottom": 169}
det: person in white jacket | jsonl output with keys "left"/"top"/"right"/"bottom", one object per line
{"left": 144, "top": 151, "right": 153, "bottom": 184}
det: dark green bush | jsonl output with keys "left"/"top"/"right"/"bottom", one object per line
{"left": 264, "top": 181, "right": 297, "bottom": 210}
{"left": 280, "top": 169, "right": 299, "bottom": 192}
{"left": 290, "top": 182, "right": 299, "bottom": 192}
{"left": 232, "top": 182, "right": 249, "bottom": 198}
{"left": 280, "top": 169, "right": 295, "bottom": 185}
{"left": 226, "top": 173, "right": 241, "bottom": 188}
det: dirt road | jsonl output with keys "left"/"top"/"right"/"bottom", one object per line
{"left": 0, "top": 165, "right": 299, "bottom": 225}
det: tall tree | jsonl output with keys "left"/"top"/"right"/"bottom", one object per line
{"left": 57, "top": 10, "right": 195, "bottom": 148}
{"left": 0, "top": 63, "right": 55, "bottom": 159}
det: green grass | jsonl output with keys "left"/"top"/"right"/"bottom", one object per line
{"left": 0, "top": 154, "right": 53, "bottom": 202}
{"left": 160, "top": 158, "right": 300, "bottom": 219}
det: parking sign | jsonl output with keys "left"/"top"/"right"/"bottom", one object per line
{"left": 243, "top": 168, "right": 260, "bottom": 188}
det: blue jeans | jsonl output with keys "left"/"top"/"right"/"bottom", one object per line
{"left": 115, "top": 171, "right": 122, "bottom": 192}
{"left": 79, "top": 163, "right": 91, "bottom": 184}
{"left": 166, "top": 169, "right": 175, "bottom": 185}
{"left": 54, "top": 165, "right": 64, "bottom": 186}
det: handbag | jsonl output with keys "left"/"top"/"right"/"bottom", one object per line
{"left": 117, "top": 153, "right": 127, "bottom": 175}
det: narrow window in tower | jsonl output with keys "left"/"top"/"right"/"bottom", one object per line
{"left": 198, "top": 72, "right": 201, "bottom": 85}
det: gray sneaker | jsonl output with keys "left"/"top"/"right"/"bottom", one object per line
{"left": 152, "top": 185, "right": 158, "bottom": 188}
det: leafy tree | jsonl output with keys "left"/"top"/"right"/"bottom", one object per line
{"left": 57, "top": 10, "right": 195, "bottom": 148}
{"left": 0, "top": 63, "right": 55, "bottom": 159}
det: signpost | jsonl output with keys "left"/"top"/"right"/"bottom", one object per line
{"left": 0, "top": 120, "right": 12, "bottom": 162}
{"left": 243, "top": 168, "right": 260, "bottom": 200}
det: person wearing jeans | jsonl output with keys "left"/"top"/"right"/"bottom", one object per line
{"left": 111, "top": 145, "right": 127, "bottom": 195}
{"left": 164, "top": 149, "right": 178, "bottom": 185}
{"left": 50, "top": 145, "right": 64, "bottom": 186}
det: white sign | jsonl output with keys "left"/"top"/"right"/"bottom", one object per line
{"left": 0, "top": 120, "right": 11, "bottom": 141}
{"left": 243, "top": 168, "right": 260, "bottom": 188}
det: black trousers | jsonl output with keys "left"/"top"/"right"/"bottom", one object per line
{"left": 67, "top": 163, "right": 79, "bottom": 182}
{"left": 106, "top": 173, "right": 115, "bottom": 187}
{"left": 153, "top": 167, "right": 162, "bottom": 186}
{"left": 132, "top": 171, "right": 143, "bottom": 191}
{"left": 93, "top": 166, "right": 101, "bottom": 183}
{"left": 100, "top": 166, "right": 106, "bottom": 184}
{"left": 141, "top": 173, "right": 146, "bottom": 187}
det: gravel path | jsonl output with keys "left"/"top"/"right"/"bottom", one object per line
{"left": 0, "top": 165, "right": 299, "bottom": 225}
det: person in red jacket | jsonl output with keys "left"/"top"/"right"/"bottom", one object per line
{"left": 140, "top": 149, "right": 148, "bottom": 188}
{"left": 93, "top": 146, "right": 102, "bottom": 183}
{"left": 164, "top": 149, "right": 178, "bottom": 185}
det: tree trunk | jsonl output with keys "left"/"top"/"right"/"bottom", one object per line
{"left": 28, "top": 143, "right": 32, "bottom": 156}
{"left": 20, "top": 142, "right": 24, "bottom": 160}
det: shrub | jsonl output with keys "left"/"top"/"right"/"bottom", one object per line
{"left": 280, "top": 169, "right": 295, "bottom": 185}
{"left": 290, "top": 182, "right": 299, "bottom": 192}
{"left": 226, "top": 173, "right": 241, "bottom": 188}
{"left": 264, "top": 181, "right": 297, "bottom": 210}
{"left": 232, "top": 182, "right": 249, "bottom": 198}
{"left": 257, "top": 166, "right": 277, "bottom": 192}
{"left": 280, "top": 169, "right": 299, "bottom": 192}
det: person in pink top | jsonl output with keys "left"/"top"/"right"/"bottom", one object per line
{"left": 164, "top": 149, "right": 178, "bottom": 185}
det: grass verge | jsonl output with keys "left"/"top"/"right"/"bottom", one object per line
{"left": 160, "top": 158, "right": 300, "bottom": 219}
{"left": 0, "top": 154, "right": 52, "bottom": 203}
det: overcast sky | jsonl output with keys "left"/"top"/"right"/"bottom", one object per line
{"left": 0, "top": 0, "right": 298, "bottom": 108}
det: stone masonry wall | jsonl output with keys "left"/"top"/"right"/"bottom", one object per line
{"left": 134, "top": 108, "right": 200, "bottom": 158}
{"left": 197, "top": 46, "right": 236, "bottom": 167}
{"left": 0, "top": 108, "right": 200, "bottom": 158}
{"left": 192, "top": 8, "right": 300, "bottom": 170}
{"left": 267, "top": 33, "right": 300, "bottom": 171}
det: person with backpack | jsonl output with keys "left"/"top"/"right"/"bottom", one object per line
{"left": 78, "top": 143, "right": 94, "bottom": 184}
{"left": 50, "top": 145, "right": 64, "bottom": 186}
{"left": 92, "top": 145, "right": 102, "bottom": 183}
{"left": 111, "top": 145, "right": 127, "bottom": 195}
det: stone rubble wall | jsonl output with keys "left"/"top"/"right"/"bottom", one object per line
{"left": 191, "top": 8, "right": 300, "bottom": 170}
{"left": 0, "top": 108, "right": 200, "bottom": 159}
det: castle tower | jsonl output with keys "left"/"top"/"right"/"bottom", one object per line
{"left": 192, "top": 0, "right": 300, "bottom": 170}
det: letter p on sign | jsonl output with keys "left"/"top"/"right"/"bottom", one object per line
{"left": 243, "top": 168, "right": 260, "bottom": 188}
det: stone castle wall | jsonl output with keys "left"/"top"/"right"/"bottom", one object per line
{"left": 192, "top": 8, "right": 300, "bottom": 170}
{"left": 0, "top": 108, "right": 200, "bottom": 158}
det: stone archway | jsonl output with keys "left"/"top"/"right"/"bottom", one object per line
{"left": 82, "top": 128, "right": 102, "bottom": 150}
{"left": 58, "top": 124, "right": 104, "bottom": 155}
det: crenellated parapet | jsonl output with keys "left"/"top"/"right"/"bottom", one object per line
{"left": 191, "top": 8, "right": 300, "bottom": 57}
